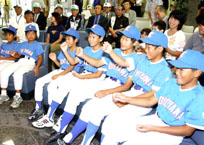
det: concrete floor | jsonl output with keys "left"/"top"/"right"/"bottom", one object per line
{"left": 0, "top": 98, "right": 100, "bottom": 145}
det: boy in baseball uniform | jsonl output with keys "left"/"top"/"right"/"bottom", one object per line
{"left": 0, "top": 24, "right": 44, "bottom": 108}
{"left": 101, "top": 50, "right": 204, "bottom": 145}
{"left": 0, "top": 25, "right": 19, "bottom": 104}
{"left": 28, "top": 28, "right": 80, "bottom": 121}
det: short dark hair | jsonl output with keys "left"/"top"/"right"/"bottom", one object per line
{"left": 24, "top": 10, "right": 34, "bottom": 16}
{"left": 123, "top": 0, "right": 131, "bottom": 5}
{"left": 153, "top": 20, "right": 166, "bottom": 32}
{"left": 95, "top": 4, "right": 103, "bottom": 10}
{"left": 52, "top": 12, "right": 62, "bottom": 25}
{"left": 141, "top": 28, "right": 151, "bottom": 36}
{"left": 157, "top": 5, "right": 166, "bottom": 13}
{"left": 168, "top": 10, "right": 187, "bottom": 30}
{"left": 196, "top": 13, "right": 204, "bottom": 25}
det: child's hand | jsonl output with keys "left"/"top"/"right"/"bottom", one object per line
{"left": 10, "top": 50, "right": 16, "bottom": 57}
{"left": 136, "top": 124, "right": 154, "bottom": 133}
{"left": 102, "top": 42, "right": 113, "bottom": 54}
{"left": 49, "top": 52, "right": 57, "bottom": 61}
{"left": 52, "top": 74, "right": 60, "bottom": 80}
{"left": 33, "top": 67, "right": 39, "bottom": 76}
{"left": 112, "top": 93, "right": 127, "bottom": 103}
{"left": 72, "top": 71, "right": 83, "bottom": 79}
{"left": 76, "top": 47, "right": 84, "bottom": 57}
{"left": 94, "top": 90, "right": 108, "bottom": 98}
{"left": 60, "top": 42, "right": 68, "bottom": 52}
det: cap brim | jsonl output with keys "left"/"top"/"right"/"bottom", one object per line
{"left": 116, "top": 31, "right": 137, "bottom": 39}
{"left": 33, "top": 6, "right": 40, "bottom": 8}
{"left": 62, "top": 32, "right": 79, "bottom": 40}
{"left": 71, "top": 8, "right": 78, "bottom": 10}
{"left": 169, "top": 60, "right": 198, "bottom": 70}
{"left": 140, "top": 37, "right": 160, "bottom": 47}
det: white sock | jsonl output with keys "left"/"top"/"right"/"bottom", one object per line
{"left": 1, "top": 90, "right": 7, "bottom": 96}
{"left": 16, "top": 93, "right": 21, "bottom": 97}
{"left": 63, "top": 133, "right": 73, "bottom": 143}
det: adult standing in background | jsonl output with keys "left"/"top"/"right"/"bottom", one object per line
{"left": 145, "top": 0, "right": 163, "bottom": 24}
{"left": 33, "top": 2, "right": 47, "bottom": 30}
{"left": 155, "top": 5, "right": 168, "bottom": 28}
{"left": 102, "top": 2, "right": 115, "bottom": 24}
{"left": 123, "top": 0, "right": 136, "bottom": 26}
{"left": 65, "top": 4, "right": 84, "bottom": 30}
{"left": 9, "top": 4, "right": 25, "bottom": 29}
{"left": 0, "top": 0, "right": 11, "bottom": 26}
{"left": 55, "top": 4, "right": 68, "bottom": 28}
{"left": 86, "top": 4, "right": 108, "bottom": 32}
{"left": 32, "top": 0, "right": 48, "bottom": 17}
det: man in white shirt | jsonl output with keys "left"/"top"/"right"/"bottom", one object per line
{"left": 9, "top": 4, "right": 25, "bottom": 30}
{"left": 17, "top": 10, "right": 40, "bottom": 43}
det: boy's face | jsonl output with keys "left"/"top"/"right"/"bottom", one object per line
{"left": 88, "top": 32, "right": 102, "bottom": 47}
{"left": 175, "top": 68, "right": 196, "bottom": 86}
{"left": 5, "top": 32, "right": 15, "bottom": 43}
{"left": 26, "top": 31, "right": 36, "bottom": 41}
{"left": 141, "top": 32, "right": 148, "bottom": 38}
{"left": 120, "top": 35, "right": 134, "bottom": 51}
{"left": 145, "top": 44, "right": 161, "bottom": 61}
{"left": 65, "top": 35, "right": 77, "bottom": 48}
{"left": 25, "top": 13, "right": 34, "bottom": 23}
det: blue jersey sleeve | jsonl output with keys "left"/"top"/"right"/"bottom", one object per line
{"left": 151, "top": 65, "right": 172, "bottom": 91}
{"left": 184, "top": 87, "right": 204, "bottom": 130}
{"left": 35, "top": 42, "right": 44, "bottom": 56}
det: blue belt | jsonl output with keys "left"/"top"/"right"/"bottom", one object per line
{"left": 109, "top": 76, "right": 124, "bottom": 85}
{"left": 134, "top": 84, "right": 147, "bottom": 93}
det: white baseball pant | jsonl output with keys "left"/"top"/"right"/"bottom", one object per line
{"left": 78, "top": 78, "right": 152, "bottom": 125}
{"left": 1, "top": 58, "right": 35, "bottom": 90}
{"left": 50, "top": 71, "right": 105, "bottom": 108}
{"left": 101, "top": 113, "right": 183, "bottom": 145}
{"left": 34, "top": 69, "right": 64, "bottom": 102}
{"left": 0, "top": 60, "right": 15, "bottom": 85}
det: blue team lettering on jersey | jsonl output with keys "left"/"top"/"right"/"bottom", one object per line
{"left": 130, "top": 55, "right": 171, "bottom": 92}
{"left": 0, "top": 41, "right": 19, "bottom": 57}
{"left": 103, "top": 49, "right": 138, "bottom": 84}
{"left": 17, "top": 41, "right": 44, "bottom": 61}
{"left": 57, "top": 48, "right": 76, "bottom": 70}
{"left": 78, "top": 46, "right": 104, "bottom": 73}
{"left": 155, "top": 79, "right": 204, "bottom": 127}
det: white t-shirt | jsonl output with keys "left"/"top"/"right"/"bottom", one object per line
{"left": 165, "top": 30, "right": 186, "bottom": 60}
{"left": 9, "top": 14, "right": 26, "bottom": 29}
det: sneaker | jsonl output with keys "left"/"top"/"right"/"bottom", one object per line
{"left": 32, "top": 115, "right": 54, "bottom": 128}
{"left": 0, "top": 95, "right": 9, "bottom": 104}
{"left": 57, "top": 138, "right": 69, "bottom": 145}
{"left": 28, "top": 108, "right": 44, "bottom": 122}
{"left": 52, "top": 115, "right": 62, "bottom": 132}
{"left": 10, "top": 95, "right": 23, "bottom": 108}
{"left": 46, "top": 131, "right": 64, "bottom": 144}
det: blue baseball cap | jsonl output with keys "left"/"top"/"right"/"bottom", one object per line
{"left": 25, "top": 24, "right": 37, "bottom": 32}
{"left": 86, "top": 24, "right": 105, "bottom": 37}
{"left": 140, "top": 30, "right": 168, "bottom": 48}
{"left": 2, "top": 25, "right": 17, "bottom": 35}
{"left": 169, "top": 50, "right": 204, "bottom": 72}
{"left": 116, "top": 25, "right": 141, "bottom": 40}
{"left": 62, "top": 28, "right": 79, "bottom": 40}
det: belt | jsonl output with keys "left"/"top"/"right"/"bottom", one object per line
{"left": 134, "top": 84, "right": 147, "bottom": 93}
{"left": 108, "top": 76, "right": 124, "bottom": 85}
{"left": 20, "top": 55, "right": 31, "bottom": 59}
